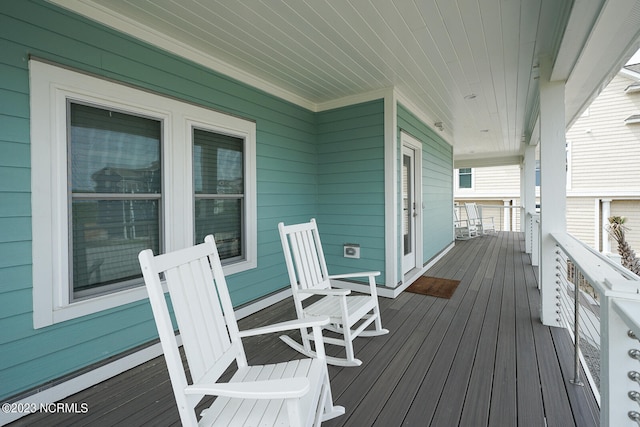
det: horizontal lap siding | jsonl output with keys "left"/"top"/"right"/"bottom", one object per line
{"left": 0, "top": 1, "right": 317, "bottom": 400}
{"left": 316, "top": 100, "right": 385, "bottom": 282}
{"left": 567, "top": 74, "right": 640, "bottom": 190}
{"left": 397, "top": 103, "right": 454, "bottom": 265}
{"left": 567, "top": 198, "right": 597, "bottom": 248}
{"left": 469, "top": 165, "right": 521, "bottom": 196}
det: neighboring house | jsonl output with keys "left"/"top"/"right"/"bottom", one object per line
{"left": 0, "top": 2, "right": 453, "bottom": 405}
{"left": 455, "top": 64, "right": 640, "bottom": 254}
{"left": 454, "top": 164, "right": 527, "bottom": 232}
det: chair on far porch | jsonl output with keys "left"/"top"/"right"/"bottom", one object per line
{"left": 465, "top": 202, "right": 496, "bottom": 235}
{"left": 138, "top": 235, "right": 344, "bottom": 427}
{"left": 278, "top": 219, "right": 389, "bottom": 367}
{"left": 454, "top": 207, "right": 476, "bottom": 239}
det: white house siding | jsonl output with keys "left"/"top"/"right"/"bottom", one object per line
{"left": 565, "top": 70, "right": 640, "bottom": 251}
{"left": 566, "top": 197, "right": 598, "bottom": 248}
{"left": 455, "top": 164, "right": 521, "bottom": 198}
{"left": 567, "top": 74, "right": 640, "bottom": 191}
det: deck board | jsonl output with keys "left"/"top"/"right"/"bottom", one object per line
{"left": 8, "top": 232, "right": 599, "bottom": 427}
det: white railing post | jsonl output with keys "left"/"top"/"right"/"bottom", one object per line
{"left": 532, "top": 214, "right": 540, "bottom": 268}
{"left": 601, "top": 199, "right": 612, "bottom": 254}
{"left": 601, "top": 284, "right": 640, "bottom": 427}
{"left": 503, "top": 200, "right": 511, "bottom": 232}
{"left": 522, "top": 144, "right": 536, "bottom": 248}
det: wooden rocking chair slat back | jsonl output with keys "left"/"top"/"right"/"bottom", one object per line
{"left": 283, "top": 220, "right": 331, "bottom": 295}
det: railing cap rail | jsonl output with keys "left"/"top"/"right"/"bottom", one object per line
{"left": 551, "top": 232, "right": 640, "bottom": 296}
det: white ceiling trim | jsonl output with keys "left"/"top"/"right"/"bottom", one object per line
{"left": 454, "top": 155, "right": 523, "bottom": 169}
{"left": 49, "top": 0, "right": 318, "bottom": 111}
{"left": 315, "top": 87, "right": 392, "bottom": 113}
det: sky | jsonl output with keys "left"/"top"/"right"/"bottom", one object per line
{"left": 627, "top": 48, "right": 640, "bottom": 65}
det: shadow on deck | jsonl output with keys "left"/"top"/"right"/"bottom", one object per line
{"left": 9, "top": 232, "right": 599, "bottom": 426}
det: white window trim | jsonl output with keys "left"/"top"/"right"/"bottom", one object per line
{"left": 30, "top": 60, "right": 256, "bottom": 328}
{"left": 455, "top": 168, "right": 474, "bottom": 191}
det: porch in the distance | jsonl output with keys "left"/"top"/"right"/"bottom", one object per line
{"left": 9, "top": 232, "right": 598, "bottom": 426}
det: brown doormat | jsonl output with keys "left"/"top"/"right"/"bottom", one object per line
{"left": 405, "top": 276, "right": 460, "bottom": 299}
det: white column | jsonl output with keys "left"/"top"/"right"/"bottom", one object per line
{"left": 522, "top": 145, "right": 536, "bottom": 252}
{"left": 601, "top": 199, "right": 612, "bottom": 253}
{"left": 503, "top": 200, "right": 511, "bottom": 231}
{"left": 539, "top": 56, "right": 566, "bottom": 327}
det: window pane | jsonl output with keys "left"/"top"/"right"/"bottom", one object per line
{"left": 70, "top": 103, "right": 161, "bottom": 194}
{"left": 69, "top": 102, "right": 162, "bottom": 298}
{"left": 458, "top": 168, "right": 472, "bottom": 188}
{"left": 195, "top": 198, "right": 242, "bottom": 259}
{"left": 72, "top": 199, "right": 160, "bottom": 294}
{"left": 193, "top": 129, "right": 243, "bottom": 195}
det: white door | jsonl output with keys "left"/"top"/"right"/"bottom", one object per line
{"left": 402, "top": 145, "right": 417, "bottom": 274}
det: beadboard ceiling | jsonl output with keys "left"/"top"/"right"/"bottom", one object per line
{"left": 50, "top": 0, "right": 640, "bottom": 167}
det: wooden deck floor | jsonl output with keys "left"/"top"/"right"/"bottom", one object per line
{"left": 9, "top": 232, "right": 599, "bottom": 426}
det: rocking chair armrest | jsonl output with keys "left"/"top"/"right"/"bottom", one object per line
{"left": 185, "top": 377, "right": 310, "bottom": 399}
{"left": 238, "top": 317, "right": 330, "bottom": 338}
{"left": 329, "top": 271, "right": 381, "bottom": 280}
{"left": 298, "top": 288, "right": 351, "bottom": 296}
{"left": 330, "top": 271, "right": 381, "bottom": 294}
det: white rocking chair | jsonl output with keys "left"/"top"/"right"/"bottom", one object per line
{"left": 454, "top": 207, "right": 475, "bottom": 239}
{"left": 138, "top": 235, "right": 344, "bottom": 426}
{"left": 278, "top": 219, "right": 389, "bottom": 367}
{"left": 464, "top": 202, "right": 496, "bottom": 235}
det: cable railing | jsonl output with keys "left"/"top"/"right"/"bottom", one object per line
{"left": 454, "top": 203, "right": 523, "bottom": 233}
{"left": 551, "top": 232, "right": 640, "bottom": 426}
{"left": 554, "top": 252, "right": 602, "bottom": 394}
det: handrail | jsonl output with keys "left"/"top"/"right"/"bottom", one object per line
{"left": 551, "top": 232, "right": 639, "bottom": 295}
{"left": 549, "top": 231, "right": 640, "bottom": 427}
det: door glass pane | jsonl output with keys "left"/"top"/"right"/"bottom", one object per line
{"left": 403, "top": 153, "right": 412, "bottom": 256}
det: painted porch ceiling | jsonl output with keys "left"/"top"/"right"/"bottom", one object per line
{"left": 51, "top": 0, "right": 640, "bottom": 167}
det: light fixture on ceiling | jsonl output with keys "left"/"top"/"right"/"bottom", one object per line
{"left": 434, "top": 121, "right": 444, "bottom": 131}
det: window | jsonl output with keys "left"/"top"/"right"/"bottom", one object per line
{"left": 31, "top": 60, "right": 256, "bottom": 328}
{"left": 193, "top": 129, "right": 244, "bottom": 261}
{"left": 458, "top": 168, "right": 473, "bottom": 189}
{"left": 70, "top": 103, "right": 162, "bottom": 299}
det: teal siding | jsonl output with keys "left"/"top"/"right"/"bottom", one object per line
{"left": 0, "top": 0, "right": 318, "bottom": 400}
{"left": 397, "top": 103, "right": 454, "bottom": 267}
{"left": 316, "top": 100, "right": 386, "bottom": 282}
{"left": 0, "top": 1, "right": 451, "bottom": 402}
